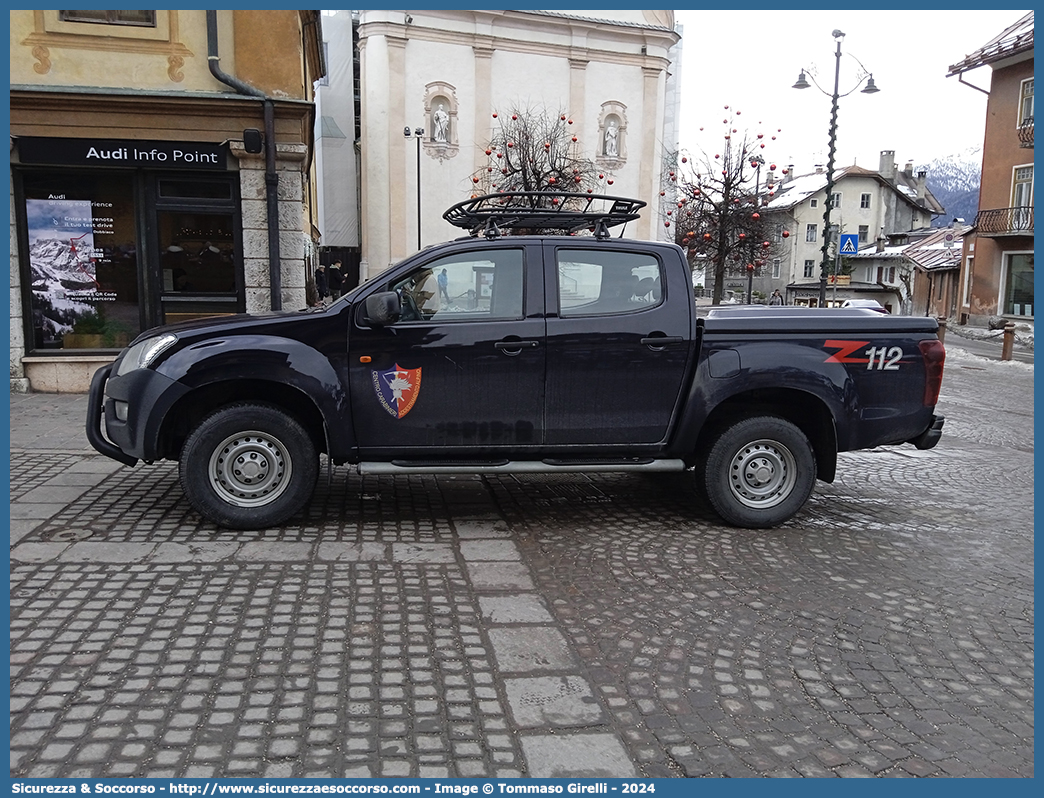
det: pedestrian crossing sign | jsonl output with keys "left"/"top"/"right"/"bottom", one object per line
{"left": 840, "top": 234, "right": 859, "bottom": 254}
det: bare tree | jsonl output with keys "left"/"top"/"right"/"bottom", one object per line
{"left": 470, "top": 105, "right": 606, "bottom": 198}
{"left": 661, "top": 111, "right": 785, "bottom": 304}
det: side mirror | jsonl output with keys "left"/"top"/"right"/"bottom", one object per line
{"left": 363, "top": 292, "right": 401, "bottom": 327}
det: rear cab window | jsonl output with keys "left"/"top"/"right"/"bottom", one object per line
{"left": 556, "top": 249, "right": 662, "bottom": 317}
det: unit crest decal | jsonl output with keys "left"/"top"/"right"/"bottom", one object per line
{"left": 372, "top": 363, "right": 422, "bottom": 419}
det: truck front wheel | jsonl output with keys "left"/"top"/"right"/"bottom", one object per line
{"left": 180, "top": 403, "right": 318, "bottom": 529}
{"left": 700, "top": 416, "right": 816, "bottom": 528}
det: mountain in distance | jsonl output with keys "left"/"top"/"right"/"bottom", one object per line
{"left": 921, "top": 146, "right": 981, "bottom": 227}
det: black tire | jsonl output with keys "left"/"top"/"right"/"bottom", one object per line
{"left": 699, "top": 415, "right": 816, "bottom": 528}
{"left": 179, "top": 403, "right": 318, "bottom": 530}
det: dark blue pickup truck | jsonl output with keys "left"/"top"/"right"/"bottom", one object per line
{"left": 87, "top": 193, "right": 945, "bottom": 530}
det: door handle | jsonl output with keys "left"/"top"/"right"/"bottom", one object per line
{"left": 494, "top": 339, "right": 540, "bottom": 356}
{"left": 640, "top": 335, "right": 684, "bottom": 348}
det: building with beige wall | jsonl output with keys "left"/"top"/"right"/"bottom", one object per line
{"left": 349, "top": 9, "right": 681, "bottom": 282}
{"left": 763, "top": 151, "right": 944, "bottom": 308}
{"left": 9, "top": 10, "right": 324, "bottom": 392}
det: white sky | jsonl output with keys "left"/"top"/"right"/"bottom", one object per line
{"left": 675, "top": 9, "right": 1028, "bottom": 174}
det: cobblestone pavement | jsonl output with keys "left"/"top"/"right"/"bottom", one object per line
{"left": 9, "top": 342, "right": 1033, "bottom": 778}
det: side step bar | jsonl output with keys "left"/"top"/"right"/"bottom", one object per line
{"left": 358, "top": 458, "right": 688, "bottom": 475}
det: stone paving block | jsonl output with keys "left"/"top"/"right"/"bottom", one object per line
{"left": 237, "top": 541, "right": 314, "bottom": 561}
{"left": 58, "top": 541, "right": 156, "bottom": 563}
{"left": 521, "top": 732, "right": 636, "bottom": 777}
{"left": 317, "top": 542, "right": 388, "bottom": 561}
{"left": 453, "top": 519, "right": 514, "bottom": 538}
{"left": 10, "top": 502, "right": 67, "bottom": 520}
{"left": 17, "top": 484, "right": 98, "bottom": 504}
{"left": 390, "top": 543, "right": 456, "bottom": 563}
{"left": 62, "top": 458, "right": 123, "bottom": 474}
{"left": 478, "top": 594, "right": 554, "bottom": 624}
{"left": 466, "top": 561, "right": 535, "bottom": 590}
{"left": 505, "top": 676, "right": 606, "bottom": 727}
{"left": 459, "top": 539, "right": 521, "bottom": 561}
{"left": 488, "top": 627, "right": 577, "bottom": 672}
{"left": 10, "top": 541, "right": 69, "bottom": 562}
{"left": 150, "top": 542, "right": 241, "bottom": 563}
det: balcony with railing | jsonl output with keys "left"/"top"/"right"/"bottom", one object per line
{"left": 1018, "top": 116, "right": 1033, "bottom": 148}
{"left": 974, "top": 206, "right": 1034, "bottom": 236}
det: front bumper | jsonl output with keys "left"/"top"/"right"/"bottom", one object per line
{"left": 86, "top": 363, "right": 189, "bottom": 465}
{"left": 907, "top": 414, "right": 945, "bottom": 450}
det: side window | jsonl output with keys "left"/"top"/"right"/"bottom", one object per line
{"left": 390, "top": 248, "right": 523, "bottom": 322}
{"left": 557, "top": 249, "right": 662, "bottom": 317}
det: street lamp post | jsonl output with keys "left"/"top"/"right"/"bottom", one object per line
{"left": 746, "top": 155, "right": 764, "bottom": 304}
{"left": 793, "top": 30, "right": 880, "bottom": 307}
{"left": 403, "top": 126, "right": 424, "bottom": 250}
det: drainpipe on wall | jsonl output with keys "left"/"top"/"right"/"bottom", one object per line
{"left": 205, "top": 9, "right": 282, "bottom": 311}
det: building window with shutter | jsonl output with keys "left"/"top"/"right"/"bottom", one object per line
{"left": 59, "top": 10, "right": 157, "bottom": 26}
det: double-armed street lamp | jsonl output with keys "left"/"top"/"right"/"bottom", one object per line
{"left": 793, "top": 30, "right": 880, "bottom": 306}
{"left": 403, "top": 126, "right": 424, "bottom": 250}
{"left": 746, "top": 154, "right": 765, "bottom": 304}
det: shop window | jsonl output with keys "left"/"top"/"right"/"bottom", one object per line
{"left": 21, "top": 172, "right": 141, "bottom": 351}
{"left": 59, "top": 10, "right": 156, "bottom": 27}
{"left": 1003, "top": 253, "right": 1033, "bottom": 317}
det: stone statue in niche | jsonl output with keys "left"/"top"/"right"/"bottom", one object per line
{"left": 433, "top": 103, "right": 450, "bottom": 143}
{"left": 604, "top": 119, "right": 619, "bottom": 157}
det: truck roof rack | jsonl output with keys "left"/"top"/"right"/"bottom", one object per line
{"left": 443, "top": 191, "right": 646, "bottom": 240}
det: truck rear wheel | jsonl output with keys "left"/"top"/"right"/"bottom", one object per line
{"left": 180, "top": 403, "right": 318, "bottom": 529}
{"left": 700, "top": 415, "right": 816, "bottom": 528}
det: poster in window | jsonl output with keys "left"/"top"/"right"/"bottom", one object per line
{"left": 25, "top": 196, "right": 119, "bottom": 347}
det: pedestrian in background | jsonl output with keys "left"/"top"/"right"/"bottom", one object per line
{"left": 769, "top": 289, "right": 784, "bottom": 306}
{"left": 328, "top": 260, "right": 344, "bottom": 300}
{"left": 314, "top": 263, "right": 328, "bottom": 305}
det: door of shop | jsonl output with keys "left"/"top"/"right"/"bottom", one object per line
{"left": 147, "top": 174, "right": 243, "bottom": 326}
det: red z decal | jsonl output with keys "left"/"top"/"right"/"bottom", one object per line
{"left": 823, "top": 339, "right": 870, "bottom": 364}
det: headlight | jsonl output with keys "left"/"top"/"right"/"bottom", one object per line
{"left": 116, "top": 333, "right": 178, "bottom": 376}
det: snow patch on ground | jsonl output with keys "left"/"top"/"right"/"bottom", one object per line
{"left": 943, "top": 341, "right": 1034, "bottom": 371}
{"left": 947, "top": 321, "right": 1033, "bottom": 350}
